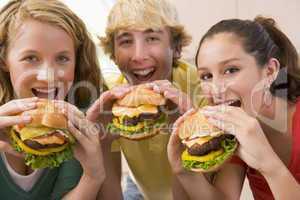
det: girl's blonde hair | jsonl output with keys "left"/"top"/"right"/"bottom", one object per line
{"left": 100, "top": 0, "right": 191, "bottom": 61}
{"left": 0, "top": 0, "right": 105, "bottom": 108}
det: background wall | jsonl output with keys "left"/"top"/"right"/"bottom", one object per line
{"left": 171, "top": 0, "right": 300, "bottom": 62}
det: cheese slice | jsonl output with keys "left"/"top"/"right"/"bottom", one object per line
{"left": 20, "top": 127, "right": 54, "bottom": 141}
{"left": 182, "top": 136, "right": 213, "bottom": 148}
{"left": 32, "top": 134, "right": 65, "bottom": 145}
{"left": 112, "top": 118, "right": 144, "bottom": 132}
{"left": 112, "top": 104, "right": 158, "bottom": 118}
{"left": 181, "top": 149, "right": 224, "bottom": 162}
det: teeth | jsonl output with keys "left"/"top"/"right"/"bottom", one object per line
{"left": 133, "top": 68, "right": 154, "bottom": 76}
{"left": 217, "top": 100, "right": 238, "bottom": 106}
{"left": 226, "top": 100, "right": 235, "bottom": 106}
{"left": 34, "top": 88, "right": 56, "bottom": 94}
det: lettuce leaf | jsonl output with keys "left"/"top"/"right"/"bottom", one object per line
{"left": 24, "top": 145, "right": 74, "bottom": 169}
{"left": 182, "top": 138, "right": 237, "bottom": 170}
{"left": 11, "top": 138, "right": 74, "bottom": 169}
{"left": 107, "top": 113, "right": 167, "bottom": 136}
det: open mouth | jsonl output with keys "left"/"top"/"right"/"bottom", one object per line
{"left": 32, "top": 88, "right": 58, "bottom": 100}
{"left": 132, "top": 68, "right": 155, "bottom": 82}
{"left": 216, "top": 100, "right": 242, "bottom": 107}
{"left": 227, "top": 100, "right": 242, "bottom": 107}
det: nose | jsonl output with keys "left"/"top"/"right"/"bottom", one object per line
{"left": 209, "top": 77, "right": 228, "bottom": 103}
{"left": 132, "top": 40, "right": 148, "bottom": 62}
{"left": 36, "top": 63, "right": 56, "bottom": 84}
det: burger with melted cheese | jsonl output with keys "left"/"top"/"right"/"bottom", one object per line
{"left": 107, "top": 86, "right": 167, "bottom": 140}
{"left": 178, "top": 109, "right": 238, "bottom": 172}
{"left": 10, "top": 101, "right": 75, "bottom": 169}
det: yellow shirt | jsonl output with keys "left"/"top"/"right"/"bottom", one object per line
{"left": 104, "top": 60, "right": 206, "bottom": 200}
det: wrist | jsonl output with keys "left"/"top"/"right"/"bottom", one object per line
{"left": 260, "top": 154, "right": 286, "bottom": 179}
{"left": 82, "top": 171, "right": 106, "bottom": 187}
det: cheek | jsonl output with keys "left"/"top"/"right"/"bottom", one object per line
{"left": 58, "top": 66, "right": 75, "bottom": 82}
{"left": 114, "top": 49, "right": 128, "bottom": 67}
{"left": 200, "top": 82, "right": 213, "bottom": 96}
{"left": 9, "top": 66, "right": 32, "bottom": 87}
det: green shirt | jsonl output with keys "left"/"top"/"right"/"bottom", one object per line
{"left": 0, "top": 157, "right": 82, "bottom": 200}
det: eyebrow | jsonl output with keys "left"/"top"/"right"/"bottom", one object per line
{"left": 144, "top": 28, "right": 163, "bottom": 34}
{"left": 115, "top": 32, "right": 131, "bottom": 41}
{"left": 115, "top": 28, "right": 163, "bottom": 41}
{"left": 197, "top": 58, "right": 241, "bottom": 70}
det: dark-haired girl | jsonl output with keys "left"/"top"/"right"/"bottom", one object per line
{"left": 168, "top": 16, "right": 300, "bottom": 200}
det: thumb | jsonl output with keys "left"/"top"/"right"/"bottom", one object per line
{"left": 0, "top": 141, "right": 24, "bottom": 158}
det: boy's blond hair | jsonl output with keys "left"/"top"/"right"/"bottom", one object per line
{"left": 100, "top": 0, "right": 191, "bottom": 61}
{"left": 0, "top": 0, "right": 104, "bottom": 107}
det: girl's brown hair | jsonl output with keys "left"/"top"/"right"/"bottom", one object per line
{"left": 196, "top": 16, "right": 300, "bottom": 103}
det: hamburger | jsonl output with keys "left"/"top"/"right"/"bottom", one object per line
{"left": 178, "top": 109, "right": 238, "bottom": 172}
{"left": 10, "top": 101, "right": 75, "bottom": 169}
{"left": 107, "top": 86, "right": 167, "bottom": 140}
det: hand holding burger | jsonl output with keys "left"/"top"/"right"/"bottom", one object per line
{"left": 169, "top": 108, "right": 238, "bottom": 173}
{"left": 10, "top": 100, "right": 75, "bottom": 169}
{"left": 107, "top": 85, "right": 168, "bottom": 140}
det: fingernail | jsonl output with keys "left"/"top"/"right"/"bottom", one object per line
{"left": 23, "top": 116, "right": 31, "bottom": 122}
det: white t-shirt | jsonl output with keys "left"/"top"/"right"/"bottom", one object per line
{"left": 0, "top": 152, "right": 44, "bottom": 191}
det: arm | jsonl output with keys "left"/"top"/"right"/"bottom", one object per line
{"left": 167, "top": 110, "right": 246, "bottom": 200}
{"left": 261, "top": 153, "right": 300, "bottom": 199}
{"left": 52, "top": 102, "right": 106, "bottom": 200}
{"left": 172, "top": 175, "right": 189, "bottom": 200}
{"left": 97, "top": 137, "right": 122, "bottom": 200}
{"left": 61, "top": 170, "right": 104, "bottom": 200}
{"left": 175, "top": 164, "right": 246, "bottom": 200}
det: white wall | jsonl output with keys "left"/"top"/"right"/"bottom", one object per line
{"left": 172, "top": 0, "right": 300, "bottom": 61}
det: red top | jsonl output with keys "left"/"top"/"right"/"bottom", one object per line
{"left": 230, "top": 101, "right": 300, "bottom": 200}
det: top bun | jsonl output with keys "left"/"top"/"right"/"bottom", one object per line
{"left": 116, "top": 85, "right": 166, "bottom": 107}
{"left": 177, "top": 109, "right": 223, "bottom": 140}
{"left": 22, "top": 100, "right": 67, "bottom": 129}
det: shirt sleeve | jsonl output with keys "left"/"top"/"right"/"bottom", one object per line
{"left": 50, "top": 159, "right": 83, "bottom": 200}
{"left": 229, "top": 155, "right": 247, "bottom": 168}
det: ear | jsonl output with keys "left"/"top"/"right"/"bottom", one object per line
{"left": 265, "top": 58, "right": 280, "bottom": 82}
{"left": 173, "top": 45, "right": 181, "bottom": 60}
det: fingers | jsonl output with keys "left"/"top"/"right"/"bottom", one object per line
{"left": 173, "top": 108, "right": 197, "bottom": 129}
{"left": 146, "top": 80, "right": 192, "bottom": 113}
{"left": 0, "top": 116, "right": 32, "bottom": 129}
{"left": 53, "top": 100, "right": 85, "bottom": 119}
{"left": 168, "top": 128, "right": 183, "bottom": 157}
{"left": 67, "top": 121, "right": 90, "bottom": 146}
{"left": 202, "top": 106, "right": 247, "bottom": 129}
{"left": 86, "top": 85, "right": 131, "bottom": 122}
{"left": 63, "top": 106, "right": 101, "bottom": 141}
{"left": 146, "top": 80, "right": 173, "bottom": 94}
{"left": 0, "top": 97, "right": 38, "bottom": 116}
{"left": 0, "top": 141, "right": 24, "bottom": 158}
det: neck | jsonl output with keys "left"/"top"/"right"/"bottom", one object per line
{"left": 258, "top": 97, "right": 294, "bottom": 134}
